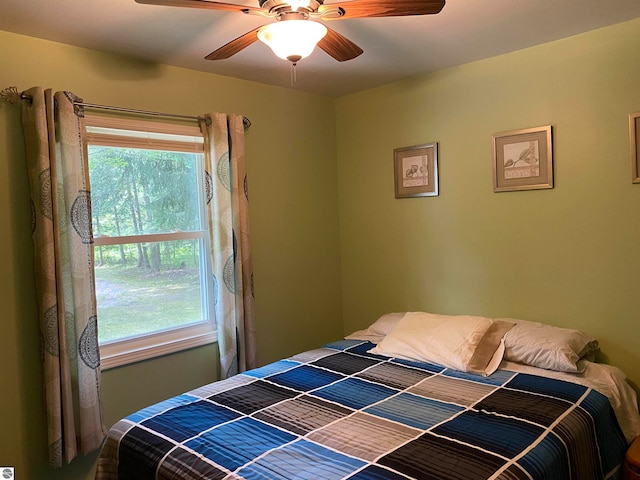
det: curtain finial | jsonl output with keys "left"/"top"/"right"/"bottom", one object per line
{"left": 0, "top": 86, "right": 22, "bottom": 105}
{"left": 0, "top": 86, "right": 32, "bottom": 105}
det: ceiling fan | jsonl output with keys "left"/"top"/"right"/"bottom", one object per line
{"left": 135, "top": 0, "right": 446, "bottom": 64}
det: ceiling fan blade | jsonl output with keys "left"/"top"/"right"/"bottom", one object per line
{"left": 319, "top": 0, "right": 445, "bottom": 19}
{"left": 318, "top": 27, "right": 363, "bottom": 62}
{"left": 135, "top": 0, "right": 263, "bottom": 14}
{"left": 205, "top": 26, "right": 263, "bottom": 60}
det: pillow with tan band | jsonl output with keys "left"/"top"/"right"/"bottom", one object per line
{"left": 369, "top": 312, "right": 515, "bottom": 376}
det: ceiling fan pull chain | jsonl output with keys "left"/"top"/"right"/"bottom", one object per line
{"left": 290, "top": 62, "right": 297, "bottom": 86}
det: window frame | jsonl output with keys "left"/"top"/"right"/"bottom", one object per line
{"left": 85, "top": 114, "right": 216, "bottom": 370}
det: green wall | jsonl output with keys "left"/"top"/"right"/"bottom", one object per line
{"left": 3, "top": 16, "right": 640, "bottom": 480}
{"left": 0, "top": 31, "right": 343, "bottom": 479}
{"left": 336, "top": 19, "right": 640, "bottom": 387}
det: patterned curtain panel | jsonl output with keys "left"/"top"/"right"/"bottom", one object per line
{"left": 21, "top": 87, "right": 106, "bottom": 467}
{"left": 200, "top": 113, "right": 256, "bottom": 379}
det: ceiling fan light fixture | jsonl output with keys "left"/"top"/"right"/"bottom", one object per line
{"left": 257, "top": 19, "right": 327, "bottom": 63}
{"left": 287, "top": 0, "right": 311, "bottom": 12}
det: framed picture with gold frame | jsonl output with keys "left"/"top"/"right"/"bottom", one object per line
{"left": 492, "top": 125, "right": 553, "bottom": 192}
{"left": 394, "top": 142, "right": 438, "bottom": 198}
{"left": 630, "top": 112, "right": 640, "bottom": 183}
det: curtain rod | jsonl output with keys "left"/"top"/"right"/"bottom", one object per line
{"left": 0, "top": 86, "right": 252, "bottom": 131}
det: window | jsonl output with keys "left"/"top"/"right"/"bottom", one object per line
{"left": 85, "top": 115, "right": 215, "bottom": 369}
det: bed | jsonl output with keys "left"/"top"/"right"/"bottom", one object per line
{"left": 96, "top": 313, "right": 640, "bottom": 480}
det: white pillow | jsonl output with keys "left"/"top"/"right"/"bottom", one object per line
{"left": 369, "top": 312, "right": 514, "bottom": 376}
{"left": 345, "top": 312, "right": 406, "bottom": 344}
{"left": 500, "top": 318, "right": 599, "bottom": 373}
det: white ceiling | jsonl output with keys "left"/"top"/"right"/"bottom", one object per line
{"left": 2, "top": 0, "right": 640, "bottom": 97}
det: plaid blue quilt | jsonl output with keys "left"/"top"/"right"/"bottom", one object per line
{"left": 96, "top": 340, "right": 628, "bottom": 480}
